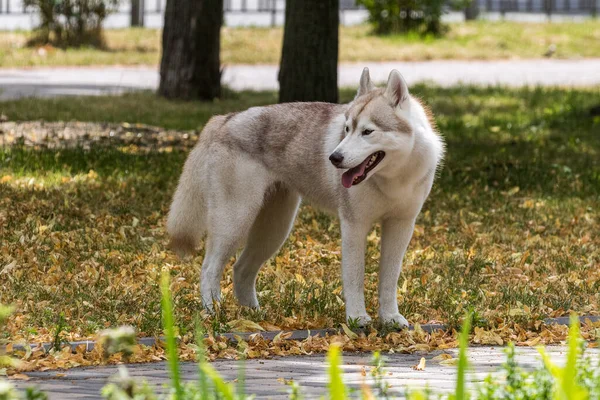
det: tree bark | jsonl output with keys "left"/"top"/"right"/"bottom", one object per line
{"left": 279, "top": 0, "right": 339, "bottom": 104}
{"left": 158, "top": 0, "right": 222, "bottom": 100}
{"left": 131, "top": 0, "right": 145, "bottom": 27}
{"left": 464, "top": 0, "right": 480, "bottom": 20}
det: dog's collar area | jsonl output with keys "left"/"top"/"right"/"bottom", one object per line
{"left": 341, "top": 151, "right": 385, "bottom": 188}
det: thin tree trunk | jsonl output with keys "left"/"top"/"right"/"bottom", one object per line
{"left": 131, "top": 0, "right": 145, "bottom": 27}
{"left": 279, "top": 0, "right": 339, "bottom": 103}
{"left": 464, "top": 0, "right": 480, "bottom": 20}
{"left": 158, "top": 0, "right": 223, "bottom": 100}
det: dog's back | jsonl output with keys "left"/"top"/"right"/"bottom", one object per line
{"left": 167, "top": 102, "right": 345, "bottom": 255}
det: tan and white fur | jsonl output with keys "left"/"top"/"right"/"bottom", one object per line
{"left": 167, "top": 68, "right": 444, "bottom": 327}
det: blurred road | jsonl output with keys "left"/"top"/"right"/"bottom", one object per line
{"left": 1, "top": 59, "right": 599, "bottom": 100}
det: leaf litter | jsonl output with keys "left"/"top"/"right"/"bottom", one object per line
{"left": 1, "top": 85, "right": 600, "bottom": 371}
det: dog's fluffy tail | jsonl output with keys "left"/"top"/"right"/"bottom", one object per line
{"left": 166, "top": 115, "right": 228, "bottom": 257}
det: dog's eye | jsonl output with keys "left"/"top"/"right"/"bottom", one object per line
{"left": 345, "top": 126, "right": 349, "bottom": 133}
{"left": 362, "top": 129, "right": 374, "bottom": 136}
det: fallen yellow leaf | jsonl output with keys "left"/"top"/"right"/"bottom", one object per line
{"left": 341, "top": 323, "right": 358, "bottom": 340}
{"left": 440, "top": 358, "right": 459, "bottom": 367}
{"left": 10, "top": 373, "right": 30, "bottom": 380}
{"left": 228, "top": 319, "right": 264, "bottom": 333}
{"left": 412, "top": 357, "right": 426, "bottom": 371}
{"left": 431, "top": 353, "right": 453, "bottom": 363}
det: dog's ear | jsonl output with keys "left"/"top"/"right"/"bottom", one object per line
{"left": 356, "top": 67, "right": 375, "bottom": 98}
{"left": 384, "top": 70, "right": 410, "bottom": 108}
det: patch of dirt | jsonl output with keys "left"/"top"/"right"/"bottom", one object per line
{"left": 0, "top": 121, "right": 199, "bottom": 151}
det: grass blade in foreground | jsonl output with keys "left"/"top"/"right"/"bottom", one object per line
{"left": 408, "top": 314, "right": 472, "bottom": 400}
{"left": 538, "top": 314, "right": 587, "bottom": 400}
{"left": 160, "top": 271, "right": 183, "bottom": 400}
{"left": 0, "top": 305, "right": 17, "bottom": 370}
{"left": 195, "top": 322, "right": 210, "bottom": 399}
{"left": 328, "top": 344, "right": 346, "bottom": 400}
{"left": 200, "top": 363, "right": 236, "bottom": 400}
{"left": 452, "top": 313, "right": 471, "bottom": 400}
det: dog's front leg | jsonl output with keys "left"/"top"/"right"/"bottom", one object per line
{"left": 340, "top": 220, "right": 372, "bottom": 326}
{"left": 378, "top": 218, "right": 415, "bottom": 328}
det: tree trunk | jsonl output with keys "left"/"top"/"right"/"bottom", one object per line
{"left": 158, "top": 0, "right": 222, "bottom": 100}
{"left": 279, "top": 0, "right": 339, "bottom": 104}
{"left": 464, "top": 0, "right": 480, "bottom": 20}
{"left": 131, "top": 0, "right": 145, "bottom": 27}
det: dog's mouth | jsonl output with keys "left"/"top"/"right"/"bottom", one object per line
{"left": 341, "top": 151, "right": 385, "bottom": 188}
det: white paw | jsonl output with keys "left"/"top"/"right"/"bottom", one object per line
{"left": 347, "top": 314, "right": 372, "bottom": 327}
{"left": 380, "top": 313, "right": 409, "bottom": 328}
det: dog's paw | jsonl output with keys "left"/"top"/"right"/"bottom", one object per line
{"left": 347, "top": 314, "right": 372, "bottom": 328}
{"left": 237, "top": 296, "right": 260, "bottom": 309}
{"left": 379, "top": 313, "right": 409, "bottom": 329}
{"left": 234, "top": 287, "right": 260, "bottom": 309}
{"left": 201, "top": 296, "right": 222, "bottom": 315}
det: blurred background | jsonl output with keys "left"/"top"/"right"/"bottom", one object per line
{"left": 0, "top": 0, "right": 598, "bottom": 30}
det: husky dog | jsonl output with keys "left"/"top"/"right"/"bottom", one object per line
{"left": 167, "top": 68, "right": 444, "bottom": 327}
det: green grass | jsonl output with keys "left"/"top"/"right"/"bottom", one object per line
{"left": 0, "top": 85, "right": 599, "bottom": 343}
{"left": 0, "top": 21, "right": 599, "bottom": 67}
{"left": 0, "top": 89, "right": 277, "bottom": 131}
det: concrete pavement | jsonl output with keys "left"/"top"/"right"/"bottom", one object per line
{"left": 1, "top": 59, "right": 599, "bottom": 100}
{"left": 10, "top": 346, "right": 595, "bottom": 399}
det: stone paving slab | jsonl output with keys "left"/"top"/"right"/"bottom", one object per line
{"left": 10, "top": 346, "right": 598, "bottom": 399}
{"left": 1, "top": 59, "right": 599, "bottom": 100}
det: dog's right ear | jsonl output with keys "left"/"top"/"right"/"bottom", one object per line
{"left": 384, "top": 69, "right": 410, "bottom": 109}
{"left": 356, "top": 67, "right": 375, "bottom": 98}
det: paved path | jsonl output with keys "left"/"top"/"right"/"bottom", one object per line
{"left": 1, "top": 59, "right": 599, "bottom": 100}
{"left": 11, "top": 346, "right": 594, "bottom": 399}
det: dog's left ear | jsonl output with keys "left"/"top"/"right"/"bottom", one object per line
{"left": 356, "top": 67, "right": 375, "bottom": 98}
{"left": 384, "top": 70, "right": 410, "bottom": 108}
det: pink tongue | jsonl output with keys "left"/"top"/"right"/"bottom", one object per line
{"left": 341, "top": 159, "right": 369, "bottom": 189}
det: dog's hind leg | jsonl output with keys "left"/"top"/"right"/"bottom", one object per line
{"left": 167, "top": 115, "right": 229, "bottom": 257}
{"left": 233, "top": 184, "right": 301, "bottom": 308}
{"left": 199, "top": 161, "right": 272, "bottom": 311}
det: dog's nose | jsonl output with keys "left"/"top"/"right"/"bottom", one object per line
{"left": 329, "top": 152, "right": 344, "bottom": 167}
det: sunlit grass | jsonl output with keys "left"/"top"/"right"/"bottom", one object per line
{"left": 0, "top": 21, "right": 599, "bottom": 67}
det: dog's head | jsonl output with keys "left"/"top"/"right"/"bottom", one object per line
{"left": 329, "top": 68, "right": 421, "bottom": 188}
